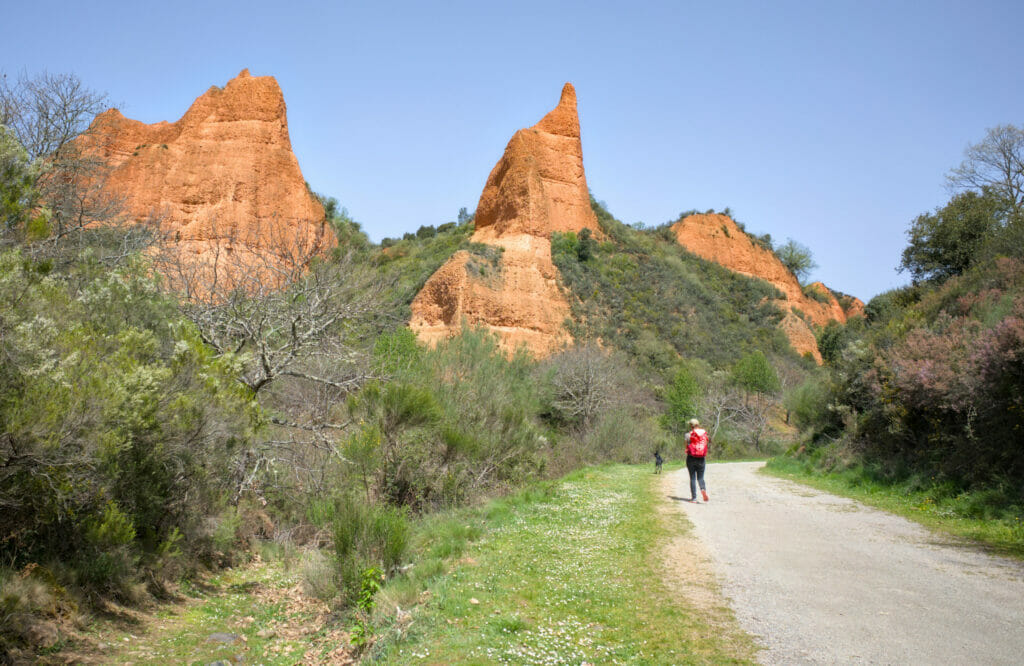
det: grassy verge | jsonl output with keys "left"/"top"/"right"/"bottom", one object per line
{"left": 54, "top": 464, "right": 755, "bottom": 664}
{"left": 763, "top": 457, "right": 1024, "bottom": 559}
{"left": 370, "top": 464, "right": 755, "bottom": 664}
{"left": 77, "top": 553, "right": 349, "bottom": 665}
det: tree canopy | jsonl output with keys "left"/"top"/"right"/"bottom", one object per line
{"left": 899, "top": 188, "right": 1007, "bottom": 283}
{"left": 775, "top": 238, "right": 818, "bottom": 283}
{"left": 731, "top": 350, "right": 780, "bottom": 395}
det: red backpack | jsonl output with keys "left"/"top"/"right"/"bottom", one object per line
{"left": 688, "top": 429, "right": 709, "bottom": 457}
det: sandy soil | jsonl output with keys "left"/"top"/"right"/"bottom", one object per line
{"left": 668, "top": 462, "right": 1024, "bottom": 665}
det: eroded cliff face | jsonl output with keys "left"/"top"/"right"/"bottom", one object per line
{"left": 671, "top": 213, "right": 855, "bottom": 361}
{"left": 410, "top": 83, "right": 598, "bottom": 356}
{"left": 81, "top": 69, "right": 332, "bottom": 288}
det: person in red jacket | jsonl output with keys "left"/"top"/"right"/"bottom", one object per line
{"left": 686, "top": 418, "right": 709, "bottom": 502}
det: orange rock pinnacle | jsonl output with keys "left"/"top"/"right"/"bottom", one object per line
{"left": 410, "top": 83, "right": 599, "bottom": 356}
{"left": 79, "top": 69, "right": 333, "bottom": 289}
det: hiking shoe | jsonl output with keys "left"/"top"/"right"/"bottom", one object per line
{"left": 701, "top": 490, "right": 709, "bottom": 502}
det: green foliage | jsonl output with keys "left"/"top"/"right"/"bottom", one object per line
{"left": 900, "top": 189, "right": 1009, "bottom": 283}
{"left": 577, "top": 227, "right": 595, "bottom": 261}
{"left": 793, "top": 254, "right": 1024, "bottom": 501}
{"left": 775, "top": 238, "right": 818, "bottom": 283}
{"left": 314, "top": 192, "right": 372, "bottom": 253}
{"left": 864, "top": 286, "right": 920, "bottom": 325}
{"left": 552, "top": 199, "right": 792, "bottom": 372}
{"left": 330, "top": 497, "right": 409, "bottom": 608}
{"left": 784, "top": 375, "right": 832, "bottom": 432}
{"left": 803, "top": 282, "right": 830, "bottom": 303}
{"left": 349, "top": 565, "right": 384, "bottom": 648}
{"left": 731, "top": 350, "right": 780, "bottom": 395}
{"left": 816, "top": 319, "right": 863, "bottom": 365}
{"left": 0, "top": 126, "right": 42, "bottom": 234}
{"left": 345, "top": 329, "right": 548, "bottom": 510}
{"left": 0, "top": 248, "right": 256, "bottom": 593}
{"left": 661, "top": 363, "right": 701, "bottom": 434}
{"left": 369, "top": 220, "right": 474, "bottom": 324}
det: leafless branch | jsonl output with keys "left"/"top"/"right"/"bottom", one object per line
{"left": 947, "top": 124, "right": 1024, "bottom": 215}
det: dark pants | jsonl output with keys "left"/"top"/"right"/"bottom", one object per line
{"left": 686, "top": 455, "right": 706, "bottom": 499}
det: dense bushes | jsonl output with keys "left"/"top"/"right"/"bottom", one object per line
{"left": 0, "top": 250, "right": 256, "bottom": 599}
{"left": 350, "top": 328, "right": 549, "bottom": 510}
{"left": 784, "top": 126, "right": 1024, "bottom": 508}
{"left": 793, "top": 233, "right": 1024, "bottom": 501}
{"left": 283, "top": 326, "right": 683, "bottom": 610}
{"left": 866, "top": 263, "right": 1024, "bottom": 488}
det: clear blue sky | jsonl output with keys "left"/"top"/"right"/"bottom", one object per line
{"left": 4, "top": 1, "right": 1023, "bottom": 300}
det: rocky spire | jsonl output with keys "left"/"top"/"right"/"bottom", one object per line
{"left": 410, "top": 83, "right": 598, "bottom": 355}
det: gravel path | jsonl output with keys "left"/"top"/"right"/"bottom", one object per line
{"left": 672, "top": 461, "right": 1024, "bottom": 665}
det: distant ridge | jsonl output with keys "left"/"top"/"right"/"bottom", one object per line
{"left": 671, "top": 213, "right": 863, "bottom": 361}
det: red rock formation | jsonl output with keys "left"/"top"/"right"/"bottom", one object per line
{"left": 830, "top": 288, "right": 866, "bottom": 319}
{"left": 410, "top": 83, "right": 598, "bottom": 355}
{"left": 671, "top": 213, "right": 853, "bottom": 362}
{"left": 80, "top": 69, "right": 332, "bottom": 288}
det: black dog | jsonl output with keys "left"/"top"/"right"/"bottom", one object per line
{"left": 654, "top": 451, "right": 664, "bottom": 474}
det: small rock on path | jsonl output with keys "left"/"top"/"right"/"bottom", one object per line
{"left": 673, "top": 461, "right": 1024, "bottom": 665}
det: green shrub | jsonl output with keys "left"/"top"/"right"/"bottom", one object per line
{"left": 0, "top": 250, "right": 256, "bottom": 594}
{"left": 803, "top": 282, "right": 831, "bottom": 303}
{"left": 551, "top": 200, "right": 792, "bottom": 372}
{"left": 731, "top": 350, "right": 780, "bottom": 395}
{"left": 784, "top": 376, "right": 832, "bottom": 432}
{"left": 661, "top": 363, "right": 701, "bottom": 434}
{"left": 346, "top": 328, "right": 549, "bottom": 510}
{"left": 329, "top": 497, "right": 410, "bottom": 608}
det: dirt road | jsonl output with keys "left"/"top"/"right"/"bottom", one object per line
{"left": 670, "top": 462, "right": 1024, "bottom": 665}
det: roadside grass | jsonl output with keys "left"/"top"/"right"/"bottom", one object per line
{"left": 371, "top": 464, "right": 756, "bottom": 664}
{"left": 82, "top": 556, "right": 348, "bottom": 665}
{"left": 764, "top": 457, "right": 1024, "bottom": 559}
{"left": 60, "top": 464, "right": 755, "bottom": 664}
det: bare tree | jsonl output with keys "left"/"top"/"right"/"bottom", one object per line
{"left": 545, "top": 343, "right": 639, "bottom": 431}
{"left": 0, "top": 71, "right": 145, "bottom": 262}
{"left": 0, "top": 71, "right": 110, "bottom": 161}
{"left": 700, "top": 370, "right": 744, "bottom": 439}
{"left": 699, "top": 367, "right": 780, "bottom": 452}
{"left": 153, "top": 216, "right": 381, "bottom": 504}
{"left": 947, "top": 124, "right": 1024, "bottom": 215}
{"left": 157, "top": 219, "right": 377, "bottom": 397}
